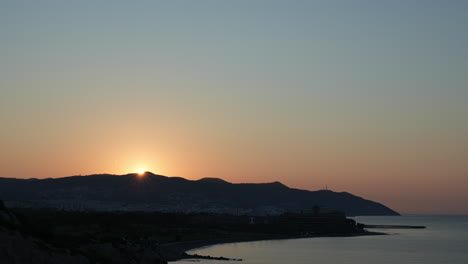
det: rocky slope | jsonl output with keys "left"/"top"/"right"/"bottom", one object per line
{"left": 0, "top": 201, "right": 167, "bottom": 264}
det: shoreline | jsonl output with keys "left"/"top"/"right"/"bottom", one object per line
{"left": 162, "top": 231, "right": 386, "bottom": 262}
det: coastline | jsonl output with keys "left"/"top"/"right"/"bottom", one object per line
{"left": 162, "top": 231, "right": 386, "bottom": 262}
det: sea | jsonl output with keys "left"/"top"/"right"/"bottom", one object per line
{"left": 171, "top": 215, "right": 468, "bottom": 264}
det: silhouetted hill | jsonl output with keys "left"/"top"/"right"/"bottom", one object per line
{"left": 0, "top": 172, "right": 399, "bottom": 216}
{"left": 196, "top": 177, "right": 229, "bottom": 184}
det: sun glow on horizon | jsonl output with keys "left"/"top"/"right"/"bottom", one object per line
{"left": 137, "top": 170, "right": 146, "bottom": 176}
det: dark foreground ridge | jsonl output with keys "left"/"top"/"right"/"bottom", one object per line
{"left": 0, "top": 200, "right": 384, "bottom": 263}
{"left": 0, "top": 172, "right": 399, "bottom": 216}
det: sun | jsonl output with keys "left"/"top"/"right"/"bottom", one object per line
{"left": 137, "top": 170, "right": 146, "bottom": 176}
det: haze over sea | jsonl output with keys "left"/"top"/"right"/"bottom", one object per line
{"left": 173, "top": 215, "right": 468, "bottom": 264}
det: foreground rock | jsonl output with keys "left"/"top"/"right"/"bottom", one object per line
{"left": 0, "top": 200, "right": 20, "bottom": 228}
{"left": 0, "top": 200, "right": 167, "bottom": 264}
{"left": 0, "top": 228, "right": 167, "bottom": 264}
{"left": 0, "top": 227, "right": 90, "bottom": 264}
{"left": 1, "top": 200, "right": 88, "bottom": 264}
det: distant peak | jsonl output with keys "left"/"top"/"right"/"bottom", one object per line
{"left": 197, "top": 177, "right": 229, "bottom": 184}
{"left": 127, "top": 171, "right": 159, "bottom": 176}
{"left": 268, "top": 181, "right": 287, "bottom": 188}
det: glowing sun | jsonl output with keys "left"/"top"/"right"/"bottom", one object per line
{"left": 137, "top": 170, "right": 146, "bottom": 176}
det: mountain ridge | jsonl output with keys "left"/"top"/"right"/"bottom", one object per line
{"left": 0, "top": 172, "right": 399, "bottom": 216}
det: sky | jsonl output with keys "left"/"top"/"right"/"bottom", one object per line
{"left": 1, "top": 0, "right": 467, "bottom": 215}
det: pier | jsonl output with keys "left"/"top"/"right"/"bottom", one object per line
{"left": 364, "top": 225, "right": 426, "bottom": 229}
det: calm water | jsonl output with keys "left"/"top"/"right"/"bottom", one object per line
{"left": 172, "top": 215, "right": 468, "bottom": 264}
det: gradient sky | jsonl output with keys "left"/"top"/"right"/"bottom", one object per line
{"left": 1, "top": 0, "right": 467, "bottom": 215}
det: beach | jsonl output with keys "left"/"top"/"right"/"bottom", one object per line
{"left": 163, "top": 231, "right": 385, "bottom": 261}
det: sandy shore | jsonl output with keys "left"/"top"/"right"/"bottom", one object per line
{"left": 162, "top": 231, "right": 386, "bottom": 262}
